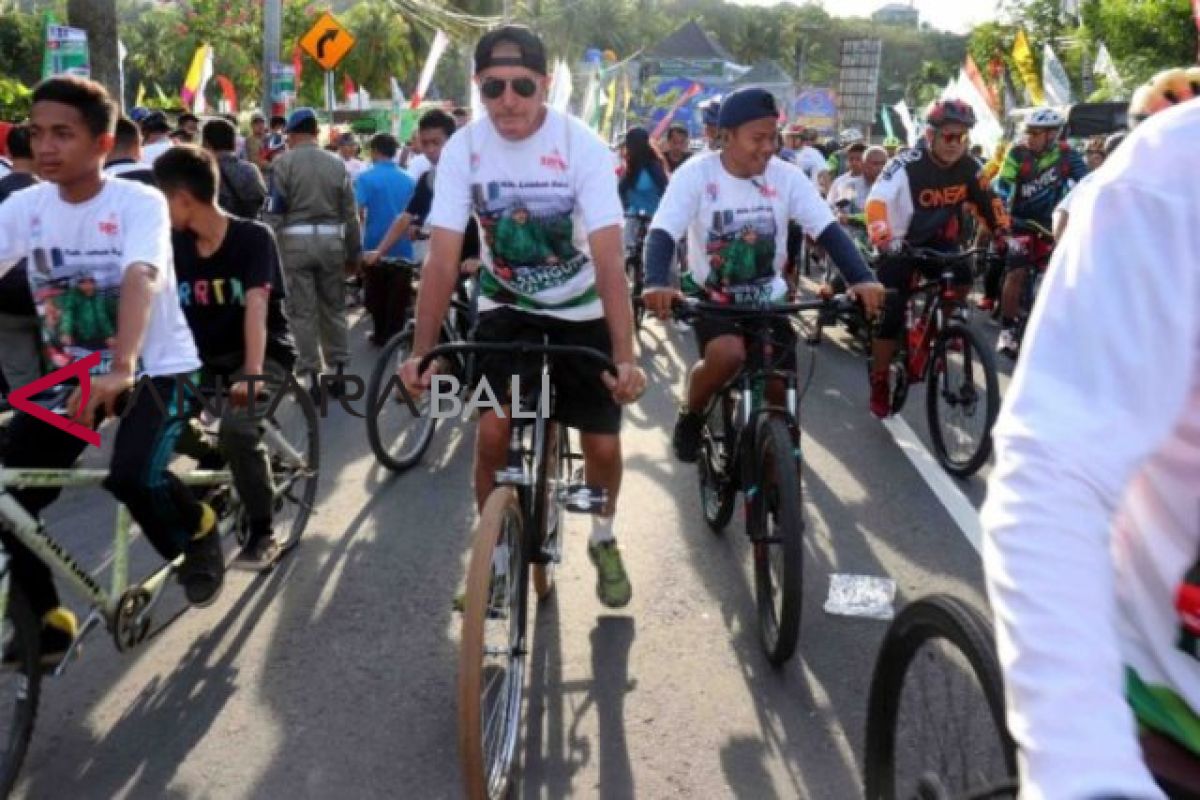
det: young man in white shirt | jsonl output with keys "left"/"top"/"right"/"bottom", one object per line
{"left": 981, "top": 83, "right": 1200, "bottom": 796}
{"left": 400, "top": 26, "right": 646, "bottom": 609}
{"left": 640, "top": 87, "right": 885, "bottom": 460}
{"left": 0, "top": 77, "right": 223, "bottom": 669}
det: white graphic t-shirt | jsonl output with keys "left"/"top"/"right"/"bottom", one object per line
{"left": 428, "top": 108, "right": 624, "bottom": 321}
{"left": 650, "top": 152, "right": 836, "bottom": 304}
{"left": 0, "top": 178, "right": 199, "bottom": 378}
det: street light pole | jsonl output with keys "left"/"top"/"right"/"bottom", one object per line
{"left": 262, "top": 0, "right": 282, "bottom": 114}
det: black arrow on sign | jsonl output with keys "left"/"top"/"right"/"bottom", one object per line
{"left": 316, "top": 28, "right": 338, "bottom": 59}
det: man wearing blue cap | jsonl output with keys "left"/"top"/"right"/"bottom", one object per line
{"left": 641, "top": 87, "right": 886, "bottom": 462}
{"left": 266, "top": 106, "right": 362, "bottom": 394}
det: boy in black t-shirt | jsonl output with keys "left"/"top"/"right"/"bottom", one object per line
{"left": 154, "top": 145, "right": 297, "bottom": 569}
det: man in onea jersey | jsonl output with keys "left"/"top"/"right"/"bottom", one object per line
{"left": 864, "top": 98, "right": 1009, "bottom": 419}
{"left": 981, "top": 72, "right": 1200, "bottom": 797}
{"left": 400, "top": 26, "right": 646, "bottom": 609}
{"left": 640, "top": 87, "right": 884, "bottom": 460}
{"left": 993, "top": 107, "right": 1087, "bottom": 358}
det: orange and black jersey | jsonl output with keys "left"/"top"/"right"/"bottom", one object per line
{"left": 866, "top": 142, "right": 1009, "bottom": 248}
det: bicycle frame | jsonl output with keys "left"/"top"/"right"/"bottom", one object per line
{"left": 0, "top": 467, "right": 231, "bottom": 646}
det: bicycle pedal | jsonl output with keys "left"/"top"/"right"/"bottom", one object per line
{"left": 560, "top": 483, "right": 607, "bottom": 514}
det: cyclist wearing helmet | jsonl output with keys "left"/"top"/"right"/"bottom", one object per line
{"left": 994, "top": 106, "right": 1087, "bottom": 358}
{"left": 982, "top": 71, "right": 1200, "bottom": 798}
{"left": 863, "top": 97, "right": 1009, "bottom": 419}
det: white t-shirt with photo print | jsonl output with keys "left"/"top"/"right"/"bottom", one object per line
{"left": 0, "top": 178, "right": 199, "bottom": 378}
{"left": 650, "top": 152, "right": 836, "bottom": 304}
{"left": 427, "top": 107, "right": 624, "bottom": 321}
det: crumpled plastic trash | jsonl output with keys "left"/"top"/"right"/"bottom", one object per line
{"left": 823, "top": 574, "right": 897, "bottom": 620}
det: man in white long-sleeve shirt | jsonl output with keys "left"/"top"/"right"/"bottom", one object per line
{"left": 980, "top": 90, "right": 1200, "bottom": 798}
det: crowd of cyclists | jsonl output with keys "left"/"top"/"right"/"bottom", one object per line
{"left": 0, "top": 19, "right": 1196, "bottom": 795}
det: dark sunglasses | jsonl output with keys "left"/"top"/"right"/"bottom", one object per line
{"left": 480, "top": 77, "right": 537, "bottom": 100}
{"left": 937, "top": 131, "right": 968, "bottom": 144}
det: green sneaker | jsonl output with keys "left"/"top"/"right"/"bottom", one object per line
{"left": 587, "top": 541, "right": 632, "bottom": 608}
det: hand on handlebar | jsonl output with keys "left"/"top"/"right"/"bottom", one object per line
{"left": 848, "top": 281, "right": 886, "bottom": 319}
{"left": 642, "top": 286, "right": 683, "bottom": 320}
{"left": 69, "top": 368, "right": 135, "bottom": 429}
{"left": 399, "top": 355, "right": 438, "bottom": 399}
{"left": 601, "top": 362, "right": 647, "bottom": 405}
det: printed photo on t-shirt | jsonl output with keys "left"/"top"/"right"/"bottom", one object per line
{"left": 472, "top": 179, "right": 586, "bottom": 306}
{"left": 701, "top": 207, "right": 781, "bottom": 304}
{"left": 27, "top": 214, "right": 123, "bottom": 374}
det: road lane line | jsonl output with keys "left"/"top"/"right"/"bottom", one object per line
{"left": 880, "top": 416, "right": 983, "bottom": 554}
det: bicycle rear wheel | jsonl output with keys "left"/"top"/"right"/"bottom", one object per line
{"left": 0, "top": 581, "right": 41, "bottom": 798}
{"left": 749, "top": 415, "right": 804, "bottom": 667}
{"left": 460, "top": 488, "right": 528, "bottom": 800}
{"left": 925, "top": 323, "right": 1000, "bottom": 477}
{"left": 263, "top": 373, "right": 320, "bottom": 551}
{"left": 863, "top": 594, "right": 1016, "bottom": 800}
{"left": 626, "top": 257, "right": 646, "bottom": 331}
{"left": 698, "top": 394, "right": 735, "bottom": 533}
{"left": 366, "top": 331, "right": 438, "bottom": 472}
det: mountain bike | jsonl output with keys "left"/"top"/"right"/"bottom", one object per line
{"left": 624, "top": 211, "right": 651, "bottom": 332}
{"left": 415, "top": 340, "right": 611, "bottom": 800}
{"left": 674, "top": 295, "right": 834, "bottom": 667}
{"left": 365, "top": 260, "right": 480, "bottom": 472}
{"left": 879, "top": 246, "right": 1000, "bottom": 478}
{"left": 862, "top": 594, "right": 1200, "bottom": 799}
{"left": 0, "top": 378, "right": 318, "bottom": 795}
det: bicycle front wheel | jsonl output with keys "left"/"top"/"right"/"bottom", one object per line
{"left": 749, "top": 415, "right": 804, "bottom": 667}
{"left": 0, "top": 581, "right": 42, "bottom": 798}
{"left": 264, "top": 374, "right": 320, "bottom": 551}
{"left": 366, "top": 331, "right": 438, "bottom": 472}
{"left": 925, "top": 323, "right": 1000, "bottom": 478}
{"left": 460, "top": 488, "right": 528, "bottom": 800}
{"left": 863, "top": 594, "right": 1016, "bottom": 800}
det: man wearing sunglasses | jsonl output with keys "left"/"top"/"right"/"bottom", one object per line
{"left": 400, "top": 25, "right": 645, "bottom": 609}
{"left": 640, "top": 87, "right": 885, "bottom": 461}
{"left": 864, "top": 97, "right": 1010, "bottom": 419}
{"left": 993, "top": 107, "right": 1087, "bottom": 359}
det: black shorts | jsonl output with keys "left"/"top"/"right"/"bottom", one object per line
{"left": 473, "top": 307, "right": 620, "bottom": 435}
{"left": 693, "top": 315, "right": 799, "bottom": 372}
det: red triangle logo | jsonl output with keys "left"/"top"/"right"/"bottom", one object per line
{"left": 7, "top": 352, "right": 103, "bottom": 447}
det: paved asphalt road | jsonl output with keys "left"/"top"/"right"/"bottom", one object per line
{"left": 12, "top": 297, "right": 1015, "bottom": 799}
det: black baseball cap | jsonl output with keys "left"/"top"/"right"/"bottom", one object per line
{"left": 474, "top": 25, "right": 547, "bottom": 76}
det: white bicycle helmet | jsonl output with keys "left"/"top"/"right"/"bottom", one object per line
{"left": 1025, "top": 107, "right": 1066, "bottom": 130}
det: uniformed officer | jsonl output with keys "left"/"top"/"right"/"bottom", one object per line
{"left": 266, "top": 107, "right": 362, "bottom": 390}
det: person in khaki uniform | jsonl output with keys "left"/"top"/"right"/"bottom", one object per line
{"left": 266, "top": 107, "right": 362, "bottom": 387}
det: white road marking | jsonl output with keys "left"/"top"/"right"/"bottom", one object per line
{"left": 881, "top": 416, "right": 983, "bottom": 554}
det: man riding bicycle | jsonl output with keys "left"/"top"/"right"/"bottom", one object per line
{"left": 864, "top": 98, "right": 1010, "bottom": 419}
{"left": 0, "top": 77, "right": 223, "bottom": 667}
{"left": 639, "top": 87, "right": 884, "bottom": 461}
{"left": 981, "top": 71, "right": 1200, "bottom": 797}
{"left": 400, "top": 26, "right": 646, "bottom": 609}
{"left": 993, "top": 107, "right": 1087, "bottom": 358}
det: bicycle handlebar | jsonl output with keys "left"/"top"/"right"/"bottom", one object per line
{"left": 898, "top": 245, "right": 988, "bottom": 265}
{"left": 668, "top": 295, "right": 833, "bottom": 323}
{"left": 416, "top": 341, "right": 618, "bottom": 378}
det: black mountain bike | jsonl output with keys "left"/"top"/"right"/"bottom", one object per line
{"left": 674, "top": 295, "right": 833, "bottom": 667}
